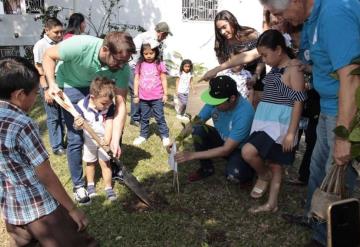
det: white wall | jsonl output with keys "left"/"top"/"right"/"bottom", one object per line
{"left": 75, "top": 0, "right": 264, "bottom": 72}
{"left": 0, "top": 0, "right": 264, "bottom": 70}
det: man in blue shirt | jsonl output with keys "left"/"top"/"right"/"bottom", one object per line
{"left": 260, "top": 0, "right": 360, "bottom": 245}
{"left": 174, "top": 75, "right": 255, "bottom": 184}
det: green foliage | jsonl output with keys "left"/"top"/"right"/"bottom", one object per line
{"left": 175, "top": 115, "right": 208, "bottom": 149}
{"left": 86, "top": 0, "right": 145, "bottom": 37}
{"left": 33, "top": 5, "right": 63, "bottom": 25}
{"left": 334, "top": 57, "right": 360, "bottom": 159}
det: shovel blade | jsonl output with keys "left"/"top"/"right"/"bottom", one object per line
{"left": 122, "top": 166, "right": 152, "bottom": 207}
{"left": 111, "top": 159, "right": 152, "bottom": 207}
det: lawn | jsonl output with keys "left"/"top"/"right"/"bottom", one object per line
{"left": 0, "top": 77, "right": 311, "bottom": 247}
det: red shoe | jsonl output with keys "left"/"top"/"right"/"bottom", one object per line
{"left": 188, "top": 168, "right": 214, "bottom": 182}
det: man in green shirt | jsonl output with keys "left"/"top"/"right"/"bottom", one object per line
{"left": 43, "top": 31, "right": 135, "bottom": 205}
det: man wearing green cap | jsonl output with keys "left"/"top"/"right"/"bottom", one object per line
{"left": 174, "top": 75, "right": 255, "bottom": 184}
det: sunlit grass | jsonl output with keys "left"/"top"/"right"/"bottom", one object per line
{"left": 0, "top": 77, "right": 311, "bottom": 247}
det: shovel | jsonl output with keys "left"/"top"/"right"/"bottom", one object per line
{"left": 52, "top": 92, "right": 152, "bottom": 207}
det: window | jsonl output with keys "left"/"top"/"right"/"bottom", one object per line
{"left": 182, "top": 0, "right": 218, "bottom": 21}
{"left": 2, "top": 0, "right": 43, "bottom": 15}
{"left": 0, "top": 46, "right": 20, "bottom": 58}
{"left": 25, "top": 0, "right": 43, "bottom": 14}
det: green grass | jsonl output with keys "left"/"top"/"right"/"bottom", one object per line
{"left": 0, "top": 77, "right": 310, "bottom": 247}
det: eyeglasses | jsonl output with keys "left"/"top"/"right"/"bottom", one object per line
{"left": 110, "top": 53, "right": 133, "bottom": 64}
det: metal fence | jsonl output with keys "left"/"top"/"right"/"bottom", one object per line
{"left": 0, "top": 46, "right": 20, "bottom": 58}
{"left": 25, "top": 0, "right": 44, "bottom": 14}
{"left": 3, "top": 0, "right": 44, "bottom": 14}
{"left": 182, "top": 0, "right": 218, "bottom": 21}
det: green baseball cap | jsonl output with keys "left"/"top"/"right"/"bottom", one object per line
{"left": 201, "top": 75, "right": 238, "bottom": 105}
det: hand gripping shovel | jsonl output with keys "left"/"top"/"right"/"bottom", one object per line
{"left": 52, "top": 93, "right": 152, "bottom": 207}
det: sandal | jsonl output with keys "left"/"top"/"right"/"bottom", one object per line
{"left": 248, "top": 203, "right": 278, "bottom": 214}
{"left": 250, "top": 171, "right": 272, "bottom": 199}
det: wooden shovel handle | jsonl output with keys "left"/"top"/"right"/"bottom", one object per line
{"left": 52, "top": 93, "right": 111, "bottom": 155}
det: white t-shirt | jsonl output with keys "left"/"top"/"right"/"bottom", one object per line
{"left": 176, "top": 72, "right": 192, "bottom": 94}
{"left": 33, "top": 34, "right": 55, "bottom": 64}
{"left": 220, "top": 69, "right": 252, "bottom": 99}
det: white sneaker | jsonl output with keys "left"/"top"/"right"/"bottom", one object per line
{"left": 162, "top": 137, "right": 171, "bottom": 147}
{"left": 181, "top": 115, "right": 190, "bottom": 122}
{"left": 73, "top": 187, "right": 91, "bottom": 205}
{"left": 133, "top": 136, "right": 146, "bottom": 145}
{"left": 177, "top": 114, "right": 190, "bottom": 122}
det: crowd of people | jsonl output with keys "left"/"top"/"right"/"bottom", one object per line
{"left": 0, "top": 0, "right": 360, "bottom": 245}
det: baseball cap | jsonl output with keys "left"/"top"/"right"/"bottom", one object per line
{"left": 155, "top": 22, "right": 173, "bottom": 36}
{"left": 201, "top": 75, "right": 238, "bottom": 105}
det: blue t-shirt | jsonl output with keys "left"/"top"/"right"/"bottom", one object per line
{"left": 198, "top": 97, "right": 254, "bottom": 145}
{"left": 301, "top": 0, "right": 360, "bottom": 116}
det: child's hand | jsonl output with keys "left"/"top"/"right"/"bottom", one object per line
{"left": 162, "top": 95, "right": 168, "bottom": 103}
{"left": 73, "top": 116, "right": 84, "bottom": 130}
{"left": 133, "top": 97, "right": 140, "bottom": 104}
{"left": 282, "top": 133, "right": 295, "bottom": 152}
{"left": 100, "top": 138, "right": 110, "bottom": 152}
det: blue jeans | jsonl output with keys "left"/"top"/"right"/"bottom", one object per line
{"left": 62, "top": 87, "right": 89, "bottom": 188}
{"left": 305, "top": 113, "right": 358, "bottom": 245}
{"left": 128, "top": 68, "right": 141, "bottom": 122}
{"left": 39, "top": 88, "right": 66, "bottom": 152}
{"left": 192, "top": 124, "right": 254, "bottom": 183}
{"left": 139, "top": 99, "right": 169, "bottom": 139}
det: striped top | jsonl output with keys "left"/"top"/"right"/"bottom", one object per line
{"left": 0, "top": 101, "right": 59, "bottom": 225}
{"left": 261, "top": 67, "right": 307, "bottom": 107}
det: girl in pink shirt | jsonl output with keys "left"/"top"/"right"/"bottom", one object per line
{"left": 133, "top": 42, "right": 170, "bottom": 147}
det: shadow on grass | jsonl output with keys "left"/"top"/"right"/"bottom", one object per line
{"left": 121, "top": 143, "right": 152, "bottom": 171}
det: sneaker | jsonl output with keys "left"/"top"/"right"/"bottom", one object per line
{"left": 188, "top": 168, "right": 214, "bottom": 182}
{"left": 87, "top": 184, "right": 97, "bottom": 198}
{"left": 105, "top": 188, "right": 117, "bottom": 201}
{"left": 130, "top": 120, "right": 140, "bottom": 127}
{"left": 162, "top": 137, "right": 171, "bottom": 147}
{"left": 73, "top": 187, "right": 91, "bottom": 205}
{"left": 133, "top": 136, "right": 146, "bottom": 145}
{"left": 53, "top": 148, "right": 66, "bottom": 156}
